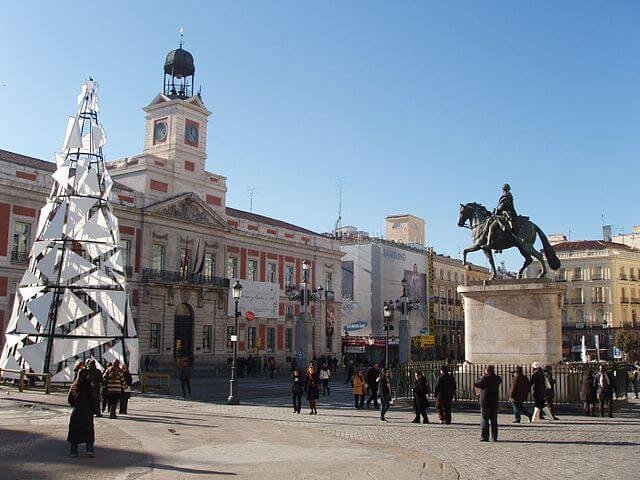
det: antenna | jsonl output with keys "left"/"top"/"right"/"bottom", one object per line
{"left": 248, "top": 187, "right": 256, "bottom": 213}
{"left": 334, "top": 178, "right": 343, "bottom": 232}
{"left": 179, "top": 27, "right": 184, "bottom": 48}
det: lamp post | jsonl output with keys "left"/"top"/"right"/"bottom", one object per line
{"left": 286, "top": 259, "right": 325, "bottom": 364}
{"left": 385, "top": 278, "right": 421, "bottom": 364}
{"left": 227, "top": 280, "right": 242, "bottom": 405}
{"left": 383, "top": 303, "right": 393, "bottom": 367}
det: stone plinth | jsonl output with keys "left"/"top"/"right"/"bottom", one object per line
{"left": 458, "top": 279, "right": 565, "bottom": 365}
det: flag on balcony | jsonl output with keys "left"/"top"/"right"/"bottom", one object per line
{"left": 0, "top": 80, "right": 139, "bottom": 382}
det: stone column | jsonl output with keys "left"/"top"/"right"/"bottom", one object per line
{"left": 398, "top": 308, "right": 411, "bottom": 364}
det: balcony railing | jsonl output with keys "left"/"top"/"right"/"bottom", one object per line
{"left": 556, "top": 277, "right": 567, "bottom": 282}
{"left": 620, "top": 274, "right": 628, "bottom": 281}
{"left": 592, "top": 299, "right": 606, "bottom": 304}
{"left": 142, "top": 268, "right": 230, "bottom": 288}
{"left": 620, "top": 297, "right": 630, "bottom": 303}
{"left": 571, "top": 298, "right": 584, "bottom": 305}
{"left": 591, "top": 275, "right": 603, "bottom": 281}
{"left": 572, "top": 276, "right": 583, "bottom": 282}
{"left": 10, "top": 251, "right": 29, "bottom": 265}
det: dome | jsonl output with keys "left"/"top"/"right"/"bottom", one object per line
{"left": 164, "top": 48, "right": 195, "bottom": 79}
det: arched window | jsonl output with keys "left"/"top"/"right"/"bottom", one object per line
{"left": 575, "top": 309, "right": 584, "bottom": 324}
{"left": 595, "top": 309, "right": 604, "bottom": 324}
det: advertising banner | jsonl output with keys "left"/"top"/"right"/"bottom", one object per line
{"left": 227, "top": 278, "right": 279, "bottom": 318}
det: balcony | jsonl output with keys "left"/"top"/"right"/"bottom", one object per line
{"left": 572, "top": 276, "right": 583, "bottom": 282}
{"left": 571, "top": 298, "right": 584, "bottom": 305}
{"left": 142, "top": 268, "right": 230, "bottom": 288}
{"left": 621, "top": 297, "right": 630, "bottom": 303}
{"left": 10, "top": 251, "right": 29, "bottom": 265}
{"left": 632, "top": 298, "right": 640, "bottom": 304}
{"left": 556, "top": 277, "right": 567, "bottom": 282}
{"left": 591, "top": 275, "right": 603, "bottom": 281}
{"left": 592, "top": 299, "right": 606, "bottom": 304}
{"left": 619, "top": 274, "right": 628, "bottom": 281}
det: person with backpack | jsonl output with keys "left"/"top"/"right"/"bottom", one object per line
{"left": 594, "top": 364, "right": 617, "bottom": 418}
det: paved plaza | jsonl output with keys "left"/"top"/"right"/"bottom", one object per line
{"left": 1, "top": 371, "right": 639, "bottom": 480}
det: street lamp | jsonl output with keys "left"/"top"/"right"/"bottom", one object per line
{"left": 383, "top": 303, "right": 393, "bottom": 367}
{"left": 227, "top": 280, "right": 242, "bottom": 405}
{"left": 286, "top": 259, "right": 326, "bottom": 362}
{"left": 385, "top": 278, "right": 421, "bottom": 364}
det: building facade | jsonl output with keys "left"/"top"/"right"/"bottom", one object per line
{"left": 384, "top": 214, "right": 426, "bottom": 246}
{"left": 526, "top": 240, "right": 640, "bottom": 361}
{"left": 0, "top": 46, "right": 342, "bottom": 368}
{"left": 431, "top": 254, "right": 490, "bottom": 360}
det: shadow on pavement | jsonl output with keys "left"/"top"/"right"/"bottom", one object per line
{"left": 153, "top": 463, "right": 237, "bottom": 476}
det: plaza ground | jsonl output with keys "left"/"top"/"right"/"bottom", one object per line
{"left": 1, "top": 371, "right": 638, "bottom": 480}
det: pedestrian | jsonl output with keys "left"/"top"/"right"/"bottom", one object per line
{"left": 179, "top": 358, "right": 192, "bottom": 398}
{"left": 306, "top": 365, "right": 319, "bottom": 414}
{"left": 119, "top": 364, "right": 133, "bottom": 414}
{"left": 580, "top": 368, "right": 597, "bottom": 416}
{"left": 632, "top": 362, "right": 639, "bottom": 399}
{"left": 474, "top": 365, "right": 502, "bottom": 442}
{"left": 530, "top": 362, "right": 547, "bottom": 422}
{"left": 345, "top": 360, "right": 355, "bottom": 384}
{"left": 594, "top": 364, "right": 616, "bottom": 418}
{"left": 268, "top": 357, "right": 277, "bottom": 379}
{"left": 73, "top": 360, "right": 85, "bottom": 381}
{"left": 365, "top": 363, "right": 380, "bottom": 409}
{"left": 319, "top": 364, "right": 331, "bottom": 396}
{"left": 434, "top": 365, "right": 456, "bottom": 424}
{"left": 85, "top": 359, "right": 103, "bottom": 418}
{"left": 104, "top": 360, "right": 124, "bottom": 419}
{"left": 378, "top": 368, "right": 393, "bottom": 422}
{"left": 352, "top": 369, "right": 365, "bottom": 409}
{"left": 543, "top": 366, "right": 559, "bottom": 420}
{"left": 412, "top": 370, "right": 429, "bottom": 424}
{"left": 291, "top": 369, "right": 305, "bottom": 413}
{"left": 100, "top": 362, "right": 112, "bottom": 413}
{"left": 67, "top": 369, "right": 97, "bottom": 458}
{"left": 144, "top": 355, "right": 151, "bottom": 372}
{"left": 508, "top": 366, "right": 531, "bottom": 423}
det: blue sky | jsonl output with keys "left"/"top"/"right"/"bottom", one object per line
{"left": 1, "top": 1, "right": 638, "bottom": 270}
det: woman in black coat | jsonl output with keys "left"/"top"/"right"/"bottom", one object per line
{"left": 412, "top": 370, "right": 429, "bottom": 424}
{"left": 67, "top": 369, "right": 98, "bottom": 457}
{"left": 580, "top": 368, "right": 597, "bottom": 416}
{"left": 305, "top": 366, "right": 319, "bottom": 415}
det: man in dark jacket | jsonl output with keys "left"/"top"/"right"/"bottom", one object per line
{"left": 365, "top": 363, "right": 380, "bottom": 409}
{"left": 412, "top": 370, "right": 429, "bottom": 424}
{"left": 529, "top": 362, "right": 546, "bottom": 421}
{"left": 474, "top": 365, "right": 502, "bottom": 442}
{"left": 508, "top": 366, "right": 531, "bottom": 423}
{"left": 434, "top": 365, "right": 456, "bottom": 424}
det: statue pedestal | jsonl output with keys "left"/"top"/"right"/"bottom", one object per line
{"left": 458, "top": 279, "right": 565, "bottom": 365}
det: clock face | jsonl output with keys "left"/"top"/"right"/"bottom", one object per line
{"left": 153, "top": 122, "right": 167, "bottom": 142}
{"left": 185, "top": 124, "right": 199, "bottom": 144}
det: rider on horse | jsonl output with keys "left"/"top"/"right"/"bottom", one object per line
{"left": 487, "top": 183, "right": 517, "bottom": 247}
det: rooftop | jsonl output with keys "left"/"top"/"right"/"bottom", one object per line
{"left": 553, "top": 240, "right": 635, "bottom": 252}
{"left": 226, "top": 207, "right": 321, "bottom": 237}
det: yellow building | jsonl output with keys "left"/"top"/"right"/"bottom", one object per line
{"left": 385, "top": 214, "right": 426, "bottom": 246}
{"left": 527, "top": 240, "right": 640, "bottom": 361}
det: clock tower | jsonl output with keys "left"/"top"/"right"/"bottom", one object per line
{"left": 108, "top": 44, "right": 227, "bottom": 213}
{"left": 142, "top": 45, "right": 211, "bottom": 173}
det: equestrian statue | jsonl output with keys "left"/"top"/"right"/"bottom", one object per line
{"left": 457, "top": 184, "right": 560, "bottom": 280}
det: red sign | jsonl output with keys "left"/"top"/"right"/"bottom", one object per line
{"left": 245, "top": 311, "right": 256, "bottom": 321}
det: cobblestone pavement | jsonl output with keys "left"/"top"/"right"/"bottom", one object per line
{"left": 1, "top": 377, "right": 639, "bottom": 480}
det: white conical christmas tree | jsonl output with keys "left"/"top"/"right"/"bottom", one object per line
{"left": 0, "top": 80, "right": 139, "bottom": 382}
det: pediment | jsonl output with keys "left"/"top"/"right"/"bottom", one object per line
{"left": 143, "top": 94, "right": 172, "bottom": 111}
{"left": 145, "top": 193, "right": 228, "bottom": 230}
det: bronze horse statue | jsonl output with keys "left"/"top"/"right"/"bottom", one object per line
{"left": 457, "top": 202, "right": 560, "bottom": 279}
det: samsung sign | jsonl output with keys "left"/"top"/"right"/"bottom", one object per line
{"left": 344, "top": 321, "right": 368, "bottom": 332}
{"left": 382, "top": 248, "right": 406, "bottom": 262}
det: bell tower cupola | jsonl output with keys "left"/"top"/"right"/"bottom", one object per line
{"left": 163, "top": 39, "right": 195, "bottom": 98}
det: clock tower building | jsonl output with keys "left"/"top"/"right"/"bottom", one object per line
{"left": 107, "top": 45, "right": 227, "bottom": 216}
